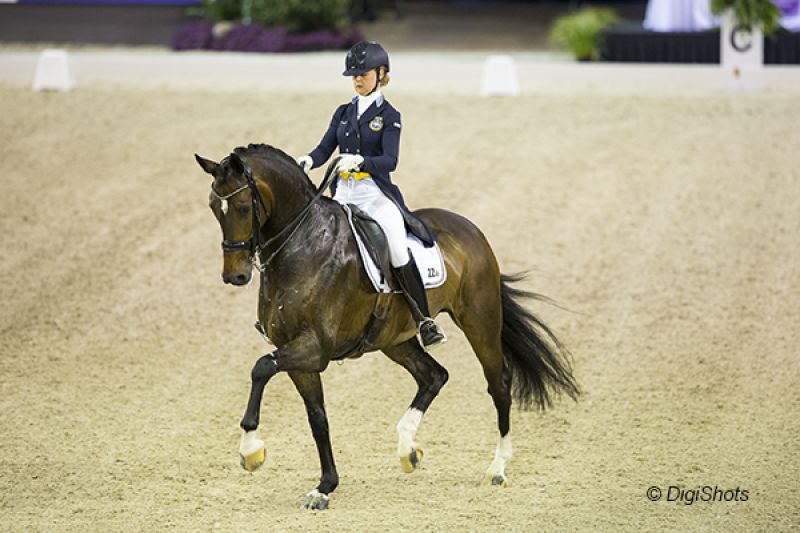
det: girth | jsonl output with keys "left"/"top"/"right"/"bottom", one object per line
{"left": 329, "top": 291, "right": 393, "bottom": 361}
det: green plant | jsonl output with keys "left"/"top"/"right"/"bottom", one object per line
{"left": 711, "top": 0, "right": 781, "bottom": 35}
{"left": 251, "top": 0, "right": 350, "bottom": 33}
{"left": 550, "top": 7, "right": 619, "bottom": 61}
{"left": 202, "top": 0, "right": 242, "bottom": 22}
{"left": 201, "top": 0, "right": 350, "bottom": 32}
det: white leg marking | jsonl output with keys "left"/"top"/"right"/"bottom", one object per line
{"left": 301, "top": 489, "right": 330, "bottom": 510}
{"left": 239, "top": 429, "right": 264, "bottom": 457}
{"left": 485, "top": 434, "right": 513, "bottom": 478}
{"left": 396, "top": 408, "right": 423, "bottom": 457}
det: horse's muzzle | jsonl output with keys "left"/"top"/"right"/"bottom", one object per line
{"left": 222, "top": 269, "right": 252, "bottom": 286}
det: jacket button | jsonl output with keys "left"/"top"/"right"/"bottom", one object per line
{"left": 345, "top": 132, "right": 349, "bottom": 136}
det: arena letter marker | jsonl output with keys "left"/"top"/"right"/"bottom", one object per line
{"left": 480, "top": 55, "right": 520, "bottom": 97}
{"left": 33, "top": 49, "right": 74, "bottom": 92}
{"left": 720, "top": 9, "right": 763, "bottom": 92}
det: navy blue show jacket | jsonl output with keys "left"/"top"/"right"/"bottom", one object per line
{"left": 308, "top": 95, "right": 434, "bottom": 246}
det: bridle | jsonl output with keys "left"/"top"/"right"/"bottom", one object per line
{"left": 210, "top": 155, "right": 341, "bottom": 272}
{"left": 211, "top": 161, "right": 267, "bottom": 256}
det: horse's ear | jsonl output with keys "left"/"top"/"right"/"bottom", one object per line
{"left": 195, "top": 154, "right": 219, "bottom": 175}
{"left": 228, "top": 153, "right": 245, "bottom": 175}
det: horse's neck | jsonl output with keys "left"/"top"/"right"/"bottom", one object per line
{"left": 262, "top": 197, "right": 348, "bottom": 262}
{"left": 258, "top": 169, "right": 315, "bottom": 239}
{"left": 258, "top": 198, "right": 352, "bottom": 292}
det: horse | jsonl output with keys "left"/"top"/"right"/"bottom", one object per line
{"left": 195, "top": 143, "right": 579, "bottom": 510}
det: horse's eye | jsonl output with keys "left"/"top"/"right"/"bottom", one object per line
{"left": 239, "top": 206, "right": 250, "bottom": 216}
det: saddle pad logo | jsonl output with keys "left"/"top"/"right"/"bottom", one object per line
{"left": 369, "top": 116, "right": 383, "bottom": 132}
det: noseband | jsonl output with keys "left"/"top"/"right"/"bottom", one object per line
{"left": 210, "top": 156, "right": 340, "bottom": 271}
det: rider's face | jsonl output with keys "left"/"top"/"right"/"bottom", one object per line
{"left": 353, "top": 69, "right": 377, "bottom": 96}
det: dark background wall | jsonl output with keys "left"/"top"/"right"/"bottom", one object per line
{"left": 0, "top": 0, "right": 648, "bottom": 46}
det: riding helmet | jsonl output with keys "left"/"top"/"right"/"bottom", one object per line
{"left": 342, "top": 41, "right": 390, "bottom": 77}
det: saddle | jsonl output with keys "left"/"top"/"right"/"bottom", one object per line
{"left": 347, "top": 203, "right": 396, "bottom": 289}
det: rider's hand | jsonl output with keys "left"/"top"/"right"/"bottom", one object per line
{"left": 336, "top": 154, "right": 364, "bottom": 173}
{"left": 296, "top": 155, "right": 313, "bottom": 174}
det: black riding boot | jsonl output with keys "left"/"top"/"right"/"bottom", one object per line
{"left": 393, "top": 255, "right": 446, "bottom": 349}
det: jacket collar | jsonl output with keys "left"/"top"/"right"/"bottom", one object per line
{"left": 356, "top": 93, "right": 384, "bottom": 125}
{"left": 359, "top": 92, "right": 382, "bottom": 114}
{"left": 350, "top": 93, "right": 384, "bottom": 107}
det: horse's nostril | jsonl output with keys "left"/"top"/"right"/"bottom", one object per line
{"left": 223, "top": 272, "right": 249, "bottom": 285}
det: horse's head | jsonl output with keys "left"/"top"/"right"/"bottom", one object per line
{"left": 196, "top": 151, "right": 273, "bottom": 286}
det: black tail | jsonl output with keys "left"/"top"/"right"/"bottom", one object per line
{"left": 501, "top": 274, "right": 580, "bottom": 410}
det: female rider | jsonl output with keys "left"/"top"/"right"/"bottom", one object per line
{"left": 296, "top": 41, "right": 446, "bottom": 350}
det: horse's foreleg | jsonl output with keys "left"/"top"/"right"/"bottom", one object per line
{"left": 382, "top": 338, "right": 449, "bottom": 473}
{"left": 289, "top": 371, "right": 338, "bottom": 511}
{"left": 238, "top": 334, "right": 325, "bottom": 473}
{"left": 238, "top": 351, "right": 278, "bottom": 471}
{"left": 241, "top": 352, "right": 278, "bottom": 431}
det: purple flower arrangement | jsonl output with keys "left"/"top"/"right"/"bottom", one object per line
{"left": 775, "top": 0, "right": 799, "bottom": 16}
{"left": 171, "top": 21, "right": 364, "bottom": 53}
{"left": 171, "top": 21, "right": 215, "bottom": 50}
{"left": 284, "top": 29, "right": 361, "bottom": 52}
{"left": 215, "top": 24, "right": 287, "bottom": 52}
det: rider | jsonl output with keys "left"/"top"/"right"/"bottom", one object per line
{"left": 296, "top": 41, "right": 446, "bottom": 350}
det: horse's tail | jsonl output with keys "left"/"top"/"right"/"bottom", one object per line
{"left": 500, "top": 274, "right": 580, "bottom": 410}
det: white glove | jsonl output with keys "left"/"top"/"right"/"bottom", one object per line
{"left": 296, "top": 155, "right": 313, "bottom": 174}
{"left": 336, "top": 154, "right": 364, "bottom": 173}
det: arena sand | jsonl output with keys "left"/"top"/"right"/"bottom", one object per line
{"left": 0, "top": 83, "right": 798, "bottom": 532}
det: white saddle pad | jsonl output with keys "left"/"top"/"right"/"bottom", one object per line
{"left": 343, "top": 204, "right": 447, "bottom": 293}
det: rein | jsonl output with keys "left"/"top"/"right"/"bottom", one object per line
{"left": 212, "top": 156, "right": 342, "bottom": 272}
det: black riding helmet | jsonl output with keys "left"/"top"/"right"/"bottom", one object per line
{"left": 342, "top": 41, "right": 390, "bottom": 77}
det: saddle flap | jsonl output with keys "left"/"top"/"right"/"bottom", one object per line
{"left": 347, "top": 203, "right": 394, "bottom": 287}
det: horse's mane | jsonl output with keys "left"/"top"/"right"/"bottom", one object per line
{"left": 232, "top": 143, "right": 315, "bottom": 191}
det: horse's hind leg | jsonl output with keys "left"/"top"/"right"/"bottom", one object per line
{"left": 382, "top": 338, "right": 449, "bottom": 473}
{"left": 456, "top": 284, "right": 513, "bottom": 487}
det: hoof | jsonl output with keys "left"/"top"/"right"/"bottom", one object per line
{"left": 301, "top": 489, "right": 330, "bottom": 511}
{"left": 483, "top": 473, "right": 509, "bottom": 487}
{"left": 239, "top": 430, "right": 266, "bottom": 472}
{"left": 240, "top": 447, "right": 266, "bottom": 472}
{"left": 399, "top": 447, "right": 424, "bottom": 473}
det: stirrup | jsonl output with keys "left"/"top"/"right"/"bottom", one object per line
{"left": 418, "top": 319, "right": 447, "bottom": 349}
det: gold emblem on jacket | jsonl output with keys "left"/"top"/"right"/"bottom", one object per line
{"left": 369, "top": 116, "right": 383, "bottom": 132}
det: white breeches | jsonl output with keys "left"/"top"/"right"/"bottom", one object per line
{"left": 333, "top": 177, "right": 409, "bottom": 267}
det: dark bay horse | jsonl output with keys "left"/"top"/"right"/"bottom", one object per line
{"left": 195, "top": 144, "right": 579, "bottom": 510}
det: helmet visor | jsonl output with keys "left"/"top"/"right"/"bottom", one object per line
{"left": 342, "top": 67, "right": 374, "bottom": 77}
